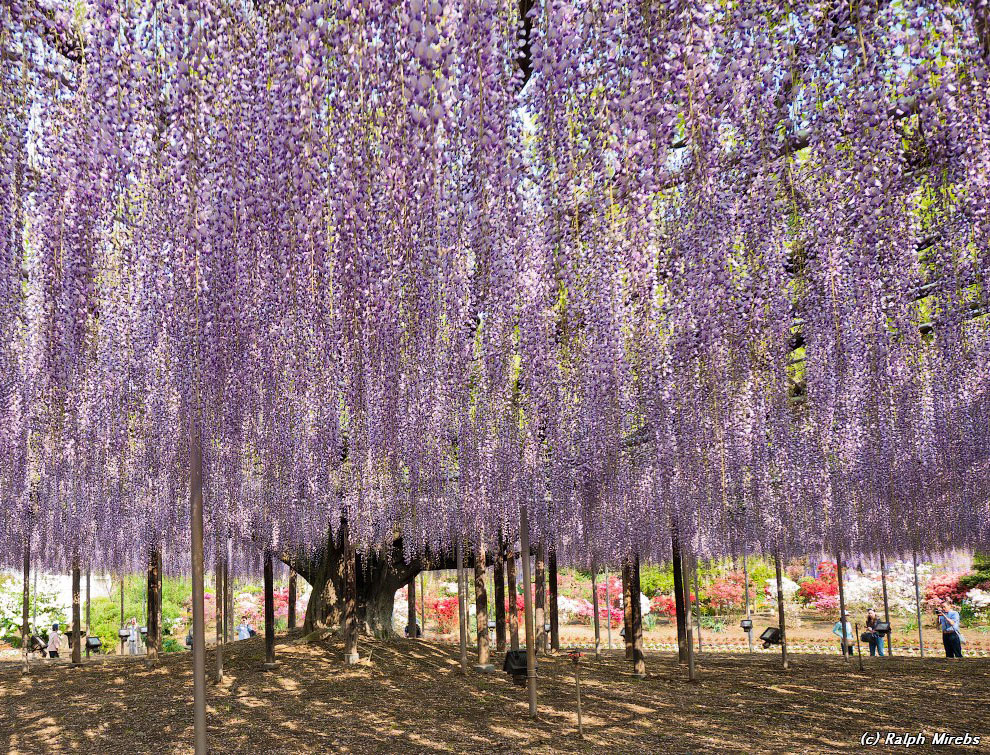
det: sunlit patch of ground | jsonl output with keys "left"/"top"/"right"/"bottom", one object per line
{"left": 1, "top": 631, "right": 986, "bottom": 753}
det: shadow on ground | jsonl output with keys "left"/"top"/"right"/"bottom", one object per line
{"left": 1, "top": 632, "right": 986, "bottom": 753}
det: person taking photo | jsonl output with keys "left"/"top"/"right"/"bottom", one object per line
{"left": 936, "top": 602, "right": 964, "bottom": 658}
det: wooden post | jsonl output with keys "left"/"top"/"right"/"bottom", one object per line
{"left": 214, "top": 545, "right": 222, "bottom": 678}
{"left": 573, "top": 657, "right": 584, "bottom": 739}
{"left": 879, "top": 552, "right": 892, "bottom": 656}
{"left": 189, "top": 415, "right": 208, "bottom": 755}
{"left": 85, "top": 569, "right": 91, "bottom": 660}
{"left": 288, "top": 569, "right": 297, "bottom": 630}
{"left": 535, "top": 543, "right": 546, "bottom": 655}
{"left": 913, "top": 551, "right": 924, "bottom": 658}
{"left": 406, "top": 573, "right": 417, "bottom": 637}
{"left": 21, "top": 536, "right": 29, "bottom": 674}
{"left": 71, "top": 557, "right": 82, "bottom": 665}
{"left": 548, "top": 548, "right": 560, "bottom": 654}
{"left": 693, "top": 560, "right": 703, "bottom": 653}
{"left": 225, "top": 538, "right": 234, "bottom": 643}
{"left": 743, "top": 553, "right": 753, "bottom": 653}
{"left": 474, "top": 541, "right": 493, "bottom": 671}
{"left": 420, "top": 571, "right": 426, "bottom": 636}
{"left": 507, "top": 550, "right": 519, "bottom": 651}
{"left": 264, "top": 549, "right": 276, "bottom": 668}
{"left": 493, "top": 545, "right": 506, "bottom": 652}
{"left": 342, "top": 519, "right": 359, "bottom": 665}
{"left": 855, "top": 622, "right": 864, "bottom": 671}
{"left": 149, "top": 549, "right": 162, "bottom": 664}
{"left": 682, "top": 553, "right": 696, "bottom": 681}
{"left": 119, "top": 574, "right": 125, "bottom": 656}
{"left": 605, "top": 569, "right": 612, "bottom": 651}
{"left": 621, "top": 558, "right": 633, "bottom": 660}
{"left": 774, "top": 552, "right": 789, "bottom": 669}
{"left": 631, "top": 555, "right": 646, "bottom": 678}
{"left": 590, "top": 564, "right": 601, "bottom": 658}
{"left": 456, "top": 540, "right": 468, "bottom": 674}
{"left": 836, "top": 550, "right": 849, "bottom": 662}
{"left": 519, "top": 505, "right": 538, "bottom": 717}
{"left": 671, "top": 531, "right": 687, "bottom": 663}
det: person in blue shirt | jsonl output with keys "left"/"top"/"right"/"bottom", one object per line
{"left": 832, "top": 612, "right": 855, "bottom": 656}
{"left": 936, "top": 602, "right": 963, "bottom": 658}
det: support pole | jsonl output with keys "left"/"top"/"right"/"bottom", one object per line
{"left": 631, "top": 555, "right": 646, "bottom": 678}
{"left": 507, "top": 549, "right": 519, "bottom": 651}
{"left": 406, "top": 572, "right": 417, "bottom": 638}
{"left": 573, "top": 658, "right": 584, "bottom": 739}
{"left": 86, "top": 569, "right": 91, "bottom": 660}
{"left": 671, "top": 531, "right": 687, "bottom": 663}
{"left": 855, "top": 621, "right": 864, "bottom": 671}
{"left": 590, "top": 563, "right": 601, "bottom": 659}
{"left": 189, "top": 416, "right": 208, "bottom": 755}
{"left": 879, "top": 552, "right": 892, "bottom": 656}
{"left": 21, "top": 536, "right": 30, "bottom": 674}
{"left": 456, "top": 540, "right": 468, "bottom": 674}
{"left": 474, "top": 541, "right": 493, "bottom": 671}
{"left": 693, "top": 560, "right": 703, "bottom": 653}
{"left": 420, "top": 571, "right": 426, "bottom": 636}
{"left": 774, "top": 552, "right": 789, "bottom": 669}
{"left": 264, "top": 549, "right": 275, "bottom": 668}
{"left": 214, "top": 544, "right": 223, "bottom": 679}
{"left": 288, "top": 569, "right": 297, "bottom": 630}
{"left": 119, "top": 574, "right": 125, "bottom": 656}
{"left": 682, "top": 553, "right": 696, "bottom": 681}
{"left": 621, "top": 558, "right": 633, "bottom": 660}
{"left": 493, "top": 545, "right": 506, "bottom": 652}
{"left": 342, "top": 519, "right": 359, "bottom": 665}
{"left": 71, "top": 557, "right": 81, "bottom": 665}
{"left": 149, "top": 549, "right": 161, "bottom": 664}
{"left": 548, "top": 548, "right": 560, "bottom": 654}
{"left": 605, "top": 569, "right": 612, "bottom": 651}
{"left": 913, "top": 551, "right": 925, "bottom": 658}
{"left": 535, "top": 543, "right": 546, "bottom": 655}
{"left": 519, "top": 504, "right": 538, "bottom": 717}
{"left": 836, "top": 550, "right": 849, "bottom": 662}
{"left": 743, "top": 553, "right": 753, "bottom": 653}
{"left": 225, "top": 538, "right": 234, "bottom": 643}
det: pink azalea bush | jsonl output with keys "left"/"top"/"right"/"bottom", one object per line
{"left": 923, "top": 573, "right": 971, "bottom": 611}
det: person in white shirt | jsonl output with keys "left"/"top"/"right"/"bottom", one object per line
{"left": 46, "top": 623, "right": 61, "bottom": 659}
{"left": 832, "top": 612, "right": 855, "bottom": 656}
{"left": 127, "top": 618, "right": 140, "bottom": 655}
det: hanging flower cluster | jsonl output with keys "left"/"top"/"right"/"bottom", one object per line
{"left": 0, "top": 0, "right": 988, "bottom": 580}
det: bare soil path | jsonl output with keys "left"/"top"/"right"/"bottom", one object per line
{"left": 1, "top": 631, "right": 986, "bottom": 754}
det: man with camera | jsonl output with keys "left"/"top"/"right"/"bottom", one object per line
{"left": 935, "top": 602, "right": 964, "bottom": 658}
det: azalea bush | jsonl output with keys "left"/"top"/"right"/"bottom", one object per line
{"left": 706, "top": 573, "right": 746, "bottom": 611}
{"left": 650, "top": 595, "right": 676, "bottom": 617}
{"left": 923, "top": 573, "right": 971, "bottom": 611}
{"left": 430, "top": 596, "right": 459, "bottom": 633}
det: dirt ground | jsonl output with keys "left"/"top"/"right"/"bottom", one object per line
{"left": 1, "top": 631, "right": 987, "bottom": 754}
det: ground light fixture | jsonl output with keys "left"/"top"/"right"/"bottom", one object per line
{"left": 759, "top": 627, "right": 781, "bottom": 648}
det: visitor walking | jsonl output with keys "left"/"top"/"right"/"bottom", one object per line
{"left": 936, "top": 603, "right": 964, "bottom": 658}
{"left": 46, "top": 623, "right": 61, "bottom": 659}
{"left": 127, "top": 618, "right": 140, "bottom": 655}
{"left": 832, "top": 612, "right": 855, "bottom": 656}
{"left": 865, "top": 608, "right": 884, "bottom": 656}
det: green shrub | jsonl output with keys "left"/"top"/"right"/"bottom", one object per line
{"left": 959, "top": 552, "right": 990, "bottom": 589}
{"left": 162, "top": 637, "right": 183, "bottom": 653}
{"left": 638, "top": 565, "right": 674, "bottom": 598}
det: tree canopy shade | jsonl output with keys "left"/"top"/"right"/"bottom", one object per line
{"left": 1, "top": 0, "right": 989, "bottom": 581}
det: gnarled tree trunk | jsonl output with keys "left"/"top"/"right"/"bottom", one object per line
{"left": 290, "top": 529, "right": 442, "bottom": 638}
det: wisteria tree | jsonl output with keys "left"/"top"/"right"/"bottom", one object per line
{"left": 1, "top": 0, "right": 989, "bottom": 649}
